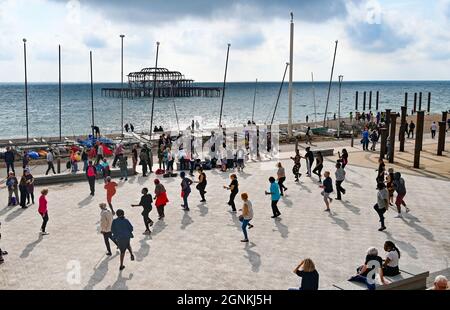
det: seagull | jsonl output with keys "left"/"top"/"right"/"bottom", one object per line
{"left": 33, "top": 138, "right": 38, "bottom": 142}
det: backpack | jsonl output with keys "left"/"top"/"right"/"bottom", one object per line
{"left": 66, "top": 161, "right": 71, "bottom": 169}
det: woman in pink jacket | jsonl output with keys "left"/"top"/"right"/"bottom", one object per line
{"left": 38, "top": 189, "right": 49, "bottom": 235}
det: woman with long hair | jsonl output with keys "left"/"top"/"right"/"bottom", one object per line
{"left": 380, "top": 241, "right": 401, "bottom": 284}
{"left": 290, "top": 258, "right": 319, "bottom": 290}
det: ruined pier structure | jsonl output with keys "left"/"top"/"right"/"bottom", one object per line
{"left": 102, "top": 67, "right": 221, "bottom": 98}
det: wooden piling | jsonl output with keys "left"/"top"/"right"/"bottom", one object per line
{"left": 369, "top": 91, "right": 372, "bottom": 110}
{"left": 437, "top": 121, "right": 446, "bottom": 156}
{"left": 389, "top": 113, "right": 397, "bottom": 163}
{"left": 376, "top": 91, "right": 379, "bottom": 110}
{"left": 413, "top": 93, "right": 417, "bottom": 113}
{"left": 427, "top": 92, "right": 431, "bottom": 113}
{"left": 355, "top": 91, "right": 359, "bottom": 110}
{"left": 399, "top": 106, "right": 407, "bottom": 152}
{"left": 404, "top": 92, "right": 408, "bottom": 109}
{"left": 442, "top": 111, "right": 448, "bottom": 152}
{"left": 379, "top": 127, "right": 388, "bottom": 160}
{"left": 418, "top": 92, "right": 422, "bottom": 111}
{"left": 414, "top": 111, "right": 424, "bottom": 168}
{"left": 363, "top": 91, "right": 366, "bottom": 111}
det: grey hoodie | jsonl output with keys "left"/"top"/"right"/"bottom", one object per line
{"left": 393, "top": 172, "right": 406, "bottom": 195}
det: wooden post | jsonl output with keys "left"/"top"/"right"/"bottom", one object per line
{"left": 57, "top": 157, "right": 61, "bottom": 174}
{"left": 355, "top": 91, "right": 359, "bottom": 110}
{"left": 379, "top": 127, "right": 388, "bottom": 159}
{"left": 427, "top": 92, "right": 431, "bottom": 113}
{"left": 369, "top": 91, "right": 372, "bottom": 110}
{"left": 363, "top": 91, "right": 366, "bottom": 111}
{"left": 385, "top": 109, "right": 391, "bottom": 128}
{"left": 404, "top": 92, "right": 408, "bottom": 109}
{"left": 399, "top": 106, "right": 407, "bottom": 152}
{"left": 376, "top": 91, "right": 379, "bottom": 110}
{"left": 418, "top": 92, "right": 422, "bottom": 111}
{"left": 389, "top": 113, "right": 397, "bottom": 163}
{"left": 442, "top": 111, "right": 448, "bottom": 152}
{"left": 437, "top": 121, "right": 446, "bottom": 156}
{"left": 413, "top": 93, "right": 417, "bottom": 113}
{"left": 414, "top": 111, "right": 425, "bottom": 168}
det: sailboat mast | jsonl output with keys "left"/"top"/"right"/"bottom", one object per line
{"left": 251, "top": 78, "right": 258, "bottom": 123}
{"left": 311, "top": 72, "right": 317, "bottom": 124}
{"left": 323, "top": 40, "right": 338, "bottom": 127}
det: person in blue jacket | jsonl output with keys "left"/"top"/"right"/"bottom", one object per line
{"left": 111, "top": 209, "right": 135, "bottom": 270}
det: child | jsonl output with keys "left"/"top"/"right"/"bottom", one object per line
{"left": 104, "top": 176, "right": 117, "bottom": 215}
{"left": 320, "top": 171, "right": 333, "bottom": 212}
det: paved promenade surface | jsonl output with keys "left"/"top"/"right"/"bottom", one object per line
{"left": 0, "top": 143, "right": 449, "bottom": 289}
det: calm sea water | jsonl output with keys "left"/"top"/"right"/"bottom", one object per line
{"left": 0, "top": 81, "right": 449, "bottom": 139}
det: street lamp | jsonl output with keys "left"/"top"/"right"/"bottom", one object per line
{"left": 338, "top": 75, "right": 344, "bottom": 139}
{"left": 23, "top": 38, "right": 29, "bottom": 142}
{"left": 120, "top": 34, "right": 125, "bottom": 137}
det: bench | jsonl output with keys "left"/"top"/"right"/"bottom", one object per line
{"left": 312, "top": 149, "right": 334, "bottom": 157}
{"left": 331, "top": 266, "right": 429, "bottom": 290}
{"left": 34, "top": 168, "right": 135, "bottom": 186}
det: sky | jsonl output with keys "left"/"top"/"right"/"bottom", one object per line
{"left": 1, "top": 0, "right": 450, "bottom": 82}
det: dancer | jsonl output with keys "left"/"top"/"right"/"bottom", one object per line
{"left": 290, "top": 149, "right": 302, "bottom": 182}
{"left": 239, "top": 193, "right": 254, "bottom": 243}
{"left": 320, "top": 171, "right": 333, "bottom": 212}
{"left": 224, "top": 174, "right": 239, "bottom": 212}
{"left": 305, "top": 147, "right": 314, "bottom": 177}
{"left": 338, "top": 149, "right": 349, "bottom": 169}
{"left": 99, "top": 203, "right": 117, "bottom": 256}
{"left": 393, "top": 172, "right": 409, "bottom": 217}
{"left": 118, "top": 155, "right": 128, "bottom": 181}
{"left": 104, "top": 176, "right": 117, "bottom": 215}
{"left": 86, "top": 161, "right": 97, "bottom": 196}
{"left": 25, "top": 169, "right": 35, "bottom": 205}
{"left": 131, "top": 188, "right": 154, "bottom": 235}
{"left": 374, "top": 182, "right": 389, "bottom": 231}
{"left": 265, "top": 177, "right": 281, "bottom": 218}
{"left": 154, "top": 180, "right": 169, "bottom": 220}
{"left": 376, "top": 158, "right": 385, "bottom": 184}
{"left": 111, "top": 209, "right": 135, "bottom": 270}
{"left": 195, "top": 167, "right": 207, "bottom": 202}
{"left": 45, "top": 149, "right": 56, "bottom": 175}
{"left": 385, "top": 168, "right": 395, "bottom": 206}
{"left": 277, "top": 162, "right": 287, "bottom": 196}
{"left": 180, "top": 172, "right": 193, "bottom": 211}
{"left": 38, "top": 189, "right": 49, "bottom": 235}
{"left": 335, "top": 162, "right": 346, "bottom": 200}
{"left": 312, "top": 151, "right": 323, "bottom": 182}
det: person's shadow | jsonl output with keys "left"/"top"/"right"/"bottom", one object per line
{"left": 20, "top": 234, "right": 44, "bottom": 258}
{"left": 180, "top": 212, "right": 194, "bottom": 230}
{"left": 273, "top": 218, "right": 289, "bottom": 238}
{"left": 151, "top": 220, "right": 168, "bottom": 236}
{"left": 243, "top": 242, "right": 261, "bottom": 273}
{"left": 5, "top": 207, "right": 27, "bottom": 222}
{"left": 281, "top": 196, "right": 293, "bottom": 208}
{"left": 228, "top": 211, "right": 242, "bottom": 232}
{"left": 341, "top": 200, "right": 360, "bottom": 215}
{"left": 135, "top": 236, "right": 151, "bottom": 262}
{"left": 105, "top": 272, "right": 134, "bottom": 290}
{"left": 196, "top": 203, "right": 208, "bottom": 217}
{"left": 78, "top": 195, "right": 93, "bottom": 208}
{"left": 328, "top": 213, "right": 350, "bottom": 231}
{"left": 84, "top": 254, "right": 118, "bottom": 290}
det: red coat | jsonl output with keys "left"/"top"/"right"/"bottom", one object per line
{"left": 155, "top": 191, "right": 169, "bottom": 207}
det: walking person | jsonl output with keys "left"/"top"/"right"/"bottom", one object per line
{"left": 373, "top": 182, "right": 389, "bottom": 231}
{"left": 393, "top": 172, "right": 409, "bottom": 218}
{"left": 290, "top": 149, "right": 302, "bottom": 182}
{"left": 305, "top": 126, "right": 312, "bottom": 145}
{"left": 112, "top": 143, "right": 124, "bottom": 168}
{"left": 4, "top": 146, "right": 15, "bottom": 175}
{"left": 335, "top": 162, "right": 346, "bottom": 200}
{"left": 6, "top": 172, "right": 19, "bottom": 206}
{"left": 239, "top": 193, "right": 254, "bottom": 243}
{"left": 338, "top": 149, "right": 349, "bottom": 169}
{"left": 154, "top": 180, "right": 169, "bottom": 220}
{"left": 81, "top": 148, "right": 89, "bottom": 172}
{"left": 96, "top": 143, "right": 104, "bottom": 165}
{"left": 38, "top": 189, "right": 49, "bottom": 235}
{"left": 180, "top": 172, "right": 193, "bottom": 211}
{"left": 18, "top": 172, "right": 28, "bottom": 209}
{"left": 99, "top": 203, "right": 117, "bottom": 256}
{"left": 131, "top": 144, "right": 138, "bottom": 175}
{"left": 139, "top": 148, "right": 149, "bottom": 177}
{"left": 104, "top": 176, "right": 117, "bottom": 215}
{"left": 305, "top": 147, "right": 314, "bottom": 177}
{"left": 276, "top": 162, "right": 287, "bottom": 196}
{"left": 22, "top": 151, "right": 30, "bottom": 170}
{"left": 111, "top": 209, "right": 135, "bottom": 271}
{"left": 385, "top": 168, "right": 395, "bottom": 206}
{"left": 195, "top": 167, "right": 207, "bottom": 202}
{"left": 224, "top": 174, "right": 239, "bottom": 212}
{"left": 376, "top": 158, "right": 386, "bottom": 184}
{"left": 369, "top": 130, "right": 379, "bottom": 151}
{"left": 408, "top": 121, "right": 415, "bottom": 139}
{"left": 312, "top": 151, "right": 324, "bottom": 182}
{"left": 86, "top": 161, "right": 97, "bottom": 196}
{"left": 131, "top": 188, "right": 154, "bottom": 234}
{"left": 45, "top": 149, "right": 56, "bottom": 175}
{"left": 320, "top": 171, "right": 333, "bottom": 212}
{"left": 265, "top": 177, "right": 281, "bottom": 218}
{"left": 431, "top": 121, "right": 437, "bottom": 139}
{"left": 25, "top": 169, "right": 35, "bottom": 205}
{"left": 362, "top": 128, "right": 370, "bottom": 151}
{"left": 118, "top": 155, "right": 128, "bottom": 181}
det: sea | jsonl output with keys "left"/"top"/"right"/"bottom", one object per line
{"left": 1, "top": 81, "right": 449, "bottom": 139}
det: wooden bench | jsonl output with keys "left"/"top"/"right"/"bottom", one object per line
{"left": 331, "top": 266, "right": 429, "bottom": 290}
{"left": 34, "top": 168, "right": 135, "bottom": 186}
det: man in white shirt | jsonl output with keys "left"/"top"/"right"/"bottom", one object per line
{"left": 431, "top": 121, "right": 437, "bottom": 139}
{"left": 45, "top": 150, "right": 56, "bottom": 175}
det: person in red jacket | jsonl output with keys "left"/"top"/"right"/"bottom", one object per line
{"left": 104, "top": 176, "right": 117, "bottom": 215}
{"left": 154, "top": 179, "right": 169, "bottom": 220}
{"left": 38, "top": 189, "right": 49, "bottom": 235}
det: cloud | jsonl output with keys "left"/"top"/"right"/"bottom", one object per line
{"left": 50, "top": 0, "right": 348, "bottom": 24}
{"left": 83, "top": 34, "right": 107, "bottom": 48}
{"left": 231, "top": 31, "right": 265, "bottom": 50}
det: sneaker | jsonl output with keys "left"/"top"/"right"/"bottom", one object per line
{"left": 130, "top": 254, "right": 135, "bottom": 261}
{"left": 119, "top": 265, "right": 125, "bottom": 271}
{"left": 405, "top": 207, "right": 410, "bottom": 213}
{"left": 248, "top": 224, "right": 254, "bottom": 229}
{"left": 271, "top": 215, "right": 278, "bottom": 218}
{"left": 41, "top": 232, "right": 49, "bottom": 235}
{"left": 125, "top": 178, "right": 128, "bottom": 181}
{"left": 324, "top": 209, "right": 331, "bottom": 212}
{"left": 335, "top": 198, "right": 341, "bottom": 200}
{"left": 106, "top": 252, "right": 112, "bottom": 256}
{"left": 149, "top": 220, "right": 154, "bottom": 227}
{"left": 378, "top": 226, "right": 387, "bottom": 231}
{"left": 241, "top": 239, "right": 249, "bottom": 243}
{"left": 120, "top": 177, "right": 124, "bottom": 180}
{"left": 184, "top": 207, "right": 190, "bottom": 211}
{"left": 143, "top": 230, "right": 151, "bottom": 235}
{"left": 394, "top": 214, "right": 402, "bottom": 218}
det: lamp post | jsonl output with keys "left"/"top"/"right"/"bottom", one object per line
{"left": 338, "top": 75, "right": 343, "bottom": 139}
{"left": 23, "top": 38, "right": 29, "bottom": 142}
{"left": 120, "top": 34, "right": 125, "bottom": 137}
{"left": 149, "top": 41, "right": 160, "bottom": 138}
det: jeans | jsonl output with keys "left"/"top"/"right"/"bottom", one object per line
{"left": 271, "top": 200, "right": 281, "bottom": 216}
{"left": 46, "top": 162, "right": 56, "bottom": 175}
{"left": 363, "top": 139, "right": 369, "bottom": 150}
{"left": 120, "top": 167, "right": 128, "bottom": 179}
{"left": 71, "top": 162, "right": 78, "bottom": 174}
{"left": 228, "top": 192, "right": 238, "bottom": 211}
{"left": 431, "top": 130, "right": 436, "bottom": 139}
{"left": 313, "top": 164, "right": 323, "bottom": 179}
{"left": 19, "top": 186, "right": 27, "bottom": 208}
{"left": 336, "top": 180, "right": 345, "bottom": 199}
{"left": 6, "top": 162, "right": 14, "bottom": 175}
{"left": 88, "top": 176, "right": 96, "bottom": 195}
{"left": 112, "top": 154, "right": 122, "bottom": 167}
{"left": 183, "top": 191, "right": 190, "bottom": 209}
{"left": 240, "top": 218, "right": 250, "bottom": 240}
{"left": 373, "top": 204, "right": 386, "bottom": 227}
{"left": 102, "top": 231, "right": 117, "bottom": 253}
{"left": 141, "top": 161, "right": 148, "bottom": 176}
{"left": 83, "top": 160, "right": 88, "bottom": 172}
{"left": 307, "top": 160, "right": 312, "bottom": 176}
{"left": 157, "top": 205, "right": 165, "bottom": 218}
{"left": 197, "top": 184, "right": 206, "bottom": 200}
{"left": 278, "top": 177, "right": 287, "bottom": 195}
{"left": 41, "top": 212, "right": 49, "bottom": 232}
